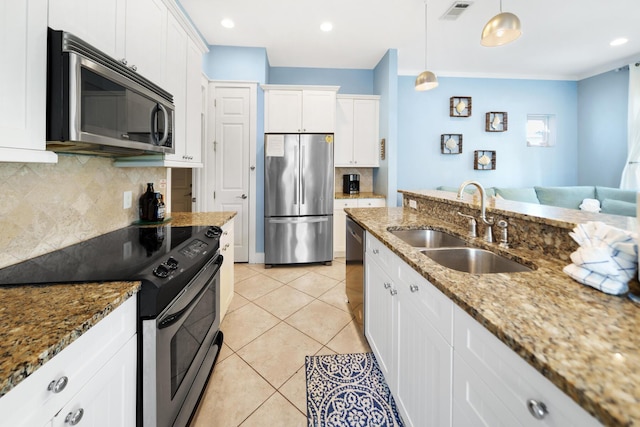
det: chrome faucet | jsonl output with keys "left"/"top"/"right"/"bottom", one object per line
{"left": 456, "top": 180, "right": 494, "bottom": 243}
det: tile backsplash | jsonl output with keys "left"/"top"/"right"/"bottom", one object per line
{"left": 0, "top": 155, "right": 165, "bottom": 268}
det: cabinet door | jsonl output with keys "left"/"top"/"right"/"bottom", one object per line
{"left": 302, "top": 90, "right": 336, "bottom": 132}
{"left": 357, "top": 198, "right": 386, "bottom": 208}
{"left": 163, "top": 13, "right": 188, "bottom": 162}
{"left": 0, "top": 0, "right": 57, "bottom": 163}
{"left": 333, "top": 199, "right": 358, "bottom": 255}
{"left": 48, "top": 0, "right": 124, "bottom": 59}
{"left": 352, "top": 99, "right": 379, "bottom": 166}
{"left": 184, "top": 38, "right": 203, "bottom": 164}
{"left": 335, "top": 98, "right": 354, "bottom": 166}
{"left": 364, "top": 256, "right": 397, "bottom": 390}
{"left": 51, "top": 337, "right": 137, "bottom": 427}
{"left": 124, "top": 0, "right": 167, "bottom": 86}
{"left": 396, "top": 288, "right": 452, "bottom": 427}
{"left": 264, "top": 90, "right": 302, "bottom": 133}
{"left": 220, "top": 219, "right": 235, "bottom": 320}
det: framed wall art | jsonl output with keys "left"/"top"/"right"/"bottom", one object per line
{"left": 486, "top": 112, "right": 507, "bottom": 132}
{"left": 441, "top": 134, "right": 462, "bottom": 154}
{"left": 450, "top": 96, "right": 471, "bottom": 117}
{"left": 474, "top": 150, "right": 496, "bottom": 170}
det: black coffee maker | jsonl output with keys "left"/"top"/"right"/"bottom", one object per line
{"left": 343, "top": 174, "right": 360, "bottom": 194}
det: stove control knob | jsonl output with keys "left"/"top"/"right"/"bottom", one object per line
{"left": 166, "top": 257, "right": 179, "bottom": 270}
{"left": 205, "top": 226, "right": 222, "bottom": 238}
{"left": 153, "top": 264, "right": 170, "bottom": 278}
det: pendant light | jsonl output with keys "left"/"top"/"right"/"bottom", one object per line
{"left": 415, "top": 1, "right": 438, "bottom": 91}
{"left": 481, "top": 0, "right": 521, "bottom": 47}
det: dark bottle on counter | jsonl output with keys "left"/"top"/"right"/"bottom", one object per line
{"left": 139, "top": 183, "right": 165, "bottom": 222}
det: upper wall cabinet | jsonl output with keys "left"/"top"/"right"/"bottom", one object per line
{"left": 0, "top": 0, "right": 57, "bottom": 163}
{"left": 49, "top": 0, "right": 167, "bottom": 87}
{"left": 262, "top": 85, "right": 339, "bottom": 133}
{"left": 335, "top": 95, "right": 380, "bottom": 167}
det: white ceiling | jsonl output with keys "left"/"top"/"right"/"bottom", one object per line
{"left": 179, "top": 0, "right": 640, "bottom": 80}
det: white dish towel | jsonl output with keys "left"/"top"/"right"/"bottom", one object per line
{"left": 563, "top": 221, "right": 638, "bottom": 295}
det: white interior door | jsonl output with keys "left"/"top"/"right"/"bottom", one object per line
{"left": 211, "top": 85, "right": 251, "bottom": 262}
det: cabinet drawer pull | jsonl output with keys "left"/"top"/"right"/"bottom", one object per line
{"left": 409, "top": 284, "right": 419, "bottom": 292}
{"left": 389, "top": 288, "right": 397, "bottom": 296}
{"left": 526, "top": 399, "right": 548, "bottom": 420}
{"left": 384, "top": 282, "right": 391, "bottom": 289}
{"left": 65, "top": 408, "right": 84, "bottom": 425}
{"left": 48, "top": 376, "right": 68, "bottom": 393}
{"left": 372, "top": 248, "right": 379, "bottom": 254}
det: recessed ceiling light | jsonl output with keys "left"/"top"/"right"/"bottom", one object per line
{"left": 221, "top": 18, "right": 235, "bottom": 29}
{"left": 610, "top": 37, "right": 628, "bottom": 46}
{"left": 320, "top": 22, "right": 333, "bottom": 32}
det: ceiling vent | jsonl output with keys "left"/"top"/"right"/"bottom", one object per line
{"left": 440, "top": 1, "right": 473, "bottom": 20}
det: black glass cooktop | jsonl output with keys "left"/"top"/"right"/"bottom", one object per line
{"left": 0, "top": 224, "right": 214, "bottom": 286}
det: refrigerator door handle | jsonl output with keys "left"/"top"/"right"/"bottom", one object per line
{"left": 268, "top": 217, "right": 329, "bottom": 224}
{"left": 293, "top": 144, "right": 299, "bottom": 206}
{"left": 301, "top": 145, "right": 306, "bottom": 205}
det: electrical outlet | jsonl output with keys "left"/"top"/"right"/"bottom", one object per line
{"left": 123, "top": 191, "right": 132, "bottom": 209}
{"left": 409, "top": 199, "right": 417, "bottom": 209}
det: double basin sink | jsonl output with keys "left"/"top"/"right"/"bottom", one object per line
{"left": 389, "top": 229, "right": 532, "bottom": 274}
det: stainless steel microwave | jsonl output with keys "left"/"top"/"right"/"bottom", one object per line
{"left": 46, "top": 28, "right": 175, "bottom": 157}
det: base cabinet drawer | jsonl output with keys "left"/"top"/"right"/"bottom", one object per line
{"left": 453, "top": 307, "right": 601, "bottom": 427}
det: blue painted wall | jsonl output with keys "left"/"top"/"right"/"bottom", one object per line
{"left": 269, "top": 67, "right": 374, "bottom": 94}
{"left": 577, "top": 69, "right": 629, "bottom": 187}
{"left": 373, "top": 50, "right": 399, "bottom": 206}
{"left": 202, "top": 45, "right": 269, "bottom": 82}
{"left": 397, "top": 76, "right": 578, "bottom": 193}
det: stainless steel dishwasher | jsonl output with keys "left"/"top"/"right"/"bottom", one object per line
{"left": 345, "top": 216, "right": 365, "bottom": 333}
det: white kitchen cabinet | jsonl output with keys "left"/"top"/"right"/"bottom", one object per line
{"left": 51, "top": 337, "right": 137, "bottom": 427}
{"left": 364, "top": 250, "right": 397, "bottom": 390}
{"left": 334, "top": 198, "right": 385, "bottom": 256}
{"left": 365, "top": 233, "right": 454, "bottom": 427}
{"left": 262, "top": 85, "right": 339, "bottom": 133}
{"left": 123, "top": 0, "right": 167, "bottom": 86}
{"left": 48, "top": 0, "right": 125, "bottom": 59}
{"left": 220, "top": 219, "right": 235, "bottom": 320}
{"left": 0, "top": 297, "right": 137, "bottom": 427}
{"left": 0, "top": 0, "right": 57, "bottom": 164}
{"left": 453, "top": 306, "right": 601, "bottom": 427}
{"left": 395, "top": 260, "right": 453, "bottom": 427}
{"left": 335, "top": 95, "right": 380, "bottom": 167}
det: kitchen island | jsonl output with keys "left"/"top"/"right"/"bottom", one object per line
{"left": 346, "top": 199, "right": 640, "bottom": 426}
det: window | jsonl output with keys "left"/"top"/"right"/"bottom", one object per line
{"left": 527, "top": 114, "right": 556, "bottom": 147}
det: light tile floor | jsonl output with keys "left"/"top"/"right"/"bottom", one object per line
{"left": 191, "top": 258, "right": 371, "bottom": 427}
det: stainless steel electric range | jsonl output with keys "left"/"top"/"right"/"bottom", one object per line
{"left": 0, "top": 224, "right": 224, "bottom": 427}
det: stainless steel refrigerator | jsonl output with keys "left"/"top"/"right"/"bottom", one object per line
{"left": 264, "top": 133, "right": 334, "bottom": 266}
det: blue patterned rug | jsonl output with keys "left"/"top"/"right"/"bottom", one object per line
{"left": 305, "top": 352, "right": 404, "bottom": 427}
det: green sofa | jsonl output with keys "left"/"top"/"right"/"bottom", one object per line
{"left": 436, "top": 185, "right": 637, "bottom": 217}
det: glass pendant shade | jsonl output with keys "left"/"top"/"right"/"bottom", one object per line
{"left": 481, "top": 11, "right": 521, "bottom": 46}
{"left": 415, "top": 71, "right": 439, "bottom": 91}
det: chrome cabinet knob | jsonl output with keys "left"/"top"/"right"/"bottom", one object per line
{"left": 527, "top": 399, "right": 548, "bottom": 420}
{"left": 389, "top": 288, "right": 397, "bottom": 296}
{"left": 120, "top": 58, "right": 128, "bottom": 66}
{"left": 65, "top": 408, "right": 84, "bottom": 425}
{"left": 409, "top": 284, "right": 419, "bottom": 293}
{"left": 372, "top": 249, "right": 379, "bottom": 254}
{"left": 383, "top": 282, "right": 391, "bottom": 289}
{"left": 48, "top": 376, "right": 68, "bottom": 394}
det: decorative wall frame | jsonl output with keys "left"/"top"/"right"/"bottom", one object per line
{"left": 486, "top": 112, "right": 508, "bottom": 132}
{"left": 440, "top": 134, "right": 462, "bottom": 154}
{"left": 474, "top": 150, "right": 496, "bottom": 170}
{"left": 450, "top": 96, "right": 472, "bottom": 117}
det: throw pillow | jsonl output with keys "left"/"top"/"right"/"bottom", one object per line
{"left": 494, "top": 187, "right": 540, "bottom": 204}
{"left": 600, "top": 199, "right": 636, "bottom": 217}
{"left": 534, "top": 186, "right": 596, "bottom": 209}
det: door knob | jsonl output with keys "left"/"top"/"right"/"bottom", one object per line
{"left": 236, "top": 194, "right": 247, "bottom": 199}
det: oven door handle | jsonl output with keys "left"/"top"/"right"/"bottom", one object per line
{"left": 158, "top": 256, "right": 223, "bottom": 330}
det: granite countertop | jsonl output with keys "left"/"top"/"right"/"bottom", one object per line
{"left": 0, "top": 211, "right": 237, "bottom": 399}
{"left": 346, "top": 206, "right": 640, "bottom": 427}
{"left": 335, "top": 192, "right": 386, "bottom": 200}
